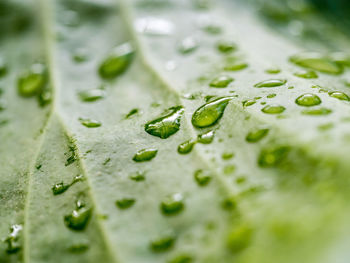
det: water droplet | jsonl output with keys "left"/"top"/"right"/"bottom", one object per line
{"left": 224, "top": 165, "right": 236, "bottom": 174}
{"left": 135, "top": 17, "right": 174, "bottom": 36}
{"left": 129, "top": 171, "right": 146, "bottom": 181}
{"left": 78, "top": 88, "right": 105, "bottom": 102}
{"left": 99, "top": 42, "right": 134, "bottom": 79}
{"left": 217, "top": 40, "right": 236, "bottom": 53}
{"left": 254, "top": 79, "right": 286, "bottom": 88}
{"left": 73, "top": 48, "right": 88, "bottom": 63}
{"left": 52, "top": 182, "right": 70, "bottom": 195}
{"left": 133, "top": 148, "right": 158, "bottom": 162}
{"left": 258, "top": 146, "right": 290, "bottom": 167}
{"left": 221, "top": 197, "right": 237, "bottom": 210}
{"left": 290, "top": 52, "right": 343, "bottom": 74}
{"left": 246, "top": 128, "right": 269, "bottom": 143}
{"left": 202, "top": 23, "right": 222, "bottom": 35}
{"left": 295, "top": 93, "right": 321, "bottom": 106}
{"left": 294, "top": 70, "right": 318, "bottom": 79}
{"left": 145, "top": 106, "right": 184, "bottom": 139}
{"left": 116, "top": 198, "right": 136, "bottom": 209}
{"left": 79, "top": 118, "right": 101, "bottom": 128}
{"left": 178, "top": 37, "right": 198, "bottom": 54}
{"left": 261, "top": 104, "right": 285, "bottom": 114}
{"left": 178, "top": 140, "right": 196, "bottom": 154}
{"left": 125, "top": 108, "right": 139, "bottom": 119}
{"left": 68, "top": 241, "right": 89, "bottom": 253}
{"left": 17, "top": 64, "right": 47, "bottom": 97}
{"left": 222, "top": 152, "right": 234, "bottom": 160}
{"left": 38, "top": 87, "right": 52, "bottom": 107}
{"left": 224, "top": 62, "right": 248, "bottom": 71}
{"left": 265, "top": 68, "right": 281, "bottom": 74}
{"left": 64, "top": 206, "right": 92, "bottom": 231}
{"left": 169, "top": 254, "right": 193, "bottom": 263}
{"left": 0, "top": 57, "right": 8, "bottom": 77}
{"left": 227, "top": 224, "right": 252, "bottom": 253}
{"left": 161, "top": 193, "right": 184, "bottom": 216}
{"left": 65, "top": 146, "right": 77, "bottom": 166}
{"left": 150, "top": 235, "right": 175, "bottom": 252}
{"left": 329, "top": 91, "right": 350, "bottom": 101}
{"left": 302, "top": 107, "right": 332, "bottom": 115}
{"left": 192, "top": 97, "right": 232, "bottom": 128}
{"left": 243, "top": 99, "right": 256, "bottom": 107}
{"left": 266, "top": 93, "right": 276, "bottom": 98}
{"left": 4, "top": 224, "right": 22, "bottom": 254}
{"left": 209, "top": 75, "right": 233, "bottom": 88}
{"left": 194, "top": 169, "right": 212, "bottom": 186}
{"left": 197, "top": 130, "right": 215, "bottom": 144}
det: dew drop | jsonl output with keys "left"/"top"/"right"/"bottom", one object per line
{"left": 133, "top": 148, "right": 158, "bottom": 162}
{"left": 221, "top": 197, "right": 237, "bottom": 210}
{"left": 64, "top": 206, "right": 92, "bottom": 231}
{"left": 254, "top": 79, "right": 286, "bottom": 88}
{"left": 116, "top": 198, "right": 136, "bottom": 209}
{"left": 68, "top": 241, "right": 89, "bottom": 253}
{"left": 129, "top": 171, "right": 146, "bottom": 181}
{"left": 290, "top": 52, "right": 343, "bottom": 74}
{"left": 150, "top": 236, "right": 175, "bottom": 252}
{"left": 258, "top": 146, "right": 290, "bottom": 167}
{"left": 217, "top": 40, "right": 236, "bottom": 54}
{"left": 194, "top": 169, "right": 212, "bottom": 186}
{"left": 78, "top": 88, "right": 105, "bottom": 102}
{"left": 222, "top": 152, "right": 234, "bottom": 160}
{"left": 224, "top": 165, "right": 236, "bottom": 174}
{"left": 227, "top": 224, "right": 252, "bottom": 253}
{"left": 135, "top": 17, "right": 174, "bottom": 36}
{"left": 52, "top": 182, "right": 70, "bottom": 195}
{"left": 161, "top": 193, "right": 184, "bottom": 216}
{"left": 261, "top": 104, "right": 285, "bottom": 114}
{"left": 0, "top": 57, "right": 8, "bottom": 77}
{"left": 224, "top": 62, "right": 248, "bottom": 71}
{"left": 192, "top": 97, "right": 232, "bottom": 128}
{"left": 169, "top": 254, "right": 193, "bottom": 263}
{"left": 99, "top": 42, "right": 134, "bottom": 79}
{"left": 209, "top": 75, "right": 233, "bottom": 88}
{"left": 178, "top": 37, "right": 198, "bottom": 54}
{"left": 72, "top": 48, "right": 88, "bottom": 63}
{"left": 125, "top": 108, "right": 139, "bottom": 119}
{"left": 295, "top": 93, "right": 321, "bottom": 106}
{"left": 265, "top": 68, "right": 281, "bottom": 74}
{"left": 301, "top": 107, "right": 332, "bottom": 115}
{"left": 294, "top": 70, "right": 318, "bottom": 79}
{"left": 178, "top": 140, "right": 196, "bottom": 154}
{"left": 197, "top": 130, "right": 215, "bottom": 144}
{"left": 329, "top": 91, "right": 350, "bottom": 101}
{"left": 145, "top": 106, "right": 184, "bottom": 139}
{"left": 266, "top": 93, "right": 276, "bottom": 98}
{"left": 4, "top": 224, "right": 22, "bottom": 254}
{"left": 246, "top": 128, "right": 269, "bottom": 143}
{"left": 79, "top": 118, "right": 101, "bottom": 128}
{"left": 17, "top": 64, "right": 47, "bottom": 97}
{"left": 243, "top": 99, "right": 256, "bottom": 107}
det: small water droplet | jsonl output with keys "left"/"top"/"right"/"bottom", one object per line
{"left": 227, "top": 224, "right": 252, "bottom": 253}
{"left": 261, "top": 104, "right": 285, "bottom": 114}
{"left": 79, "top": 118, "right": 101, "bottom": 128}
{"left": 243, "top": 99, "right": 256, "bottom": 107}
{"left": 52, "top": 182, "right": 70, "bottom": 195}
{"left": 294, "top": 70, "right": 318, "bottom": 79}
{"left": 99, "top": 42, "right": 135, "bottom": 79}
{"left": 295, "top": 93, "right": 321, "bottom": 106}
{"left": 145, "top": 106, "right": 184, "bottom": 139}
{"left": 224, "top": 62, "right": 248, "bottom": 71}
{"left": 165, "top": 60, "right": 178, "bottom": 71}
{"left": 192, "top": 97, "right": 232, "bottom": 128}
{"left": 129, "top": 171, "right": 146, "bottom": 181}
{"left": 246, "top": 128, "right": 269, "bottom": 143}
{"left": 135, "top": 17, "right": 174, "bottom": 36}
{"left": 116, "top": 198, "right": 136, "bottom": 209}
{"left": 4, "top": 224, "right": 22, "bottom": 254}
{"left": 217, "top": 40, "right": 236, "bottom": 53}
{"left": 64, "top": 206, "right": 92, "bottom": 231}
{"left": 209, "top": 75, "right": 233, "bottom": 88}
{"left": 266, "top": 94, "right": 276, "bottom": 98}
{"left": 133, "top": 148, "right": 158, "bottom": 162}
{"left": 178, "top": 37, "right": 198, "bottom": 54}
{"left": 178, "top": 140, "right": 196, "bottom": 154}
{"left": 223, "top": 165, "right": 236, "bottom": 174}
{"left": 68, "top": 241, "right": 89, "bottom": 253}
{"left": 73, "top": 48, "right": 88, "bottom": 63}
{"left": 78, "top": 88, "right": 105, "bottom": 102}
{"left": 197, "top": 130, "right": 215, "bottom": 144}
{"left": 221, "top": 197, "right": 237, "bottom": 210}
{"left": 194, "top": 169, "right": 212, "bottom": 186}
{"left": 0, "top": 57, "right": 8, "bottom": 77}
{"left": 169, "top": 254, "right": 193, "bottom": 263}
{"left": 222, "top": 152, "right": 234, "bottom": 160}
{"left": 150, "top": 235, "right": 175, "bottom": 252}
{"left": 329, "top": 91, "right": 350, "bottom": 101}
{"left": 258, "top": 146, "right": 290, "bottom": 167}
{"left": 301, "top": 107, "right": 332, "bottom": 115}
{"left": 265, "top": 68, "right": 281, "bottom": 74}
{"left": 125, "top": 108, "right": 139, "bottom": 119}
{"left": 17, "top": 64, "right": 47, "bottom": 97}
{"left": 254, "top": 79, "right": 286, "bottom": 88}
{"left": 290, "top": 52, "right": 343, "bottom": 74}
{"left": 65, "top": 145, "right": 77, "bottom": 166}
{"left": 161, "top": 193, "right": 184, "bottom": 216}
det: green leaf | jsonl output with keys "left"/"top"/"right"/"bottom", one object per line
{"left": 2, "top": 0, "right": 350, "bottom": 262}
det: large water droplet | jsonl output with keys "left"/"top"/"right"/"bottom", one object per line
{"left": 209, "top": 75, "right": 233, "bottom": 88}
{"left": 178, "top": 140, "right": 196, "bottom": 154}
{"left": 99, "top": 42, "right": 134, "bottom": 79}
{"left": 64, "top": 206, "right": 92, "bottom": 231}
{"left": 4, "top": 224, "right": 22, "bottom": 254}
{"left": 227, "top": 224, "right": 252, "bottom": 253}
{"left": 116, "top": 198, "right": 136, "bottom": 209}
{"left": 194, "top": 169, "right": 212, "bottom": 186}
{"left": 192, "top": 97, "right": 232, "bottom": 128}
{"left": 295, "top": 93, "right": 321, "bottom": 106}
{"left": 258, "top": 146, "right": 290, "bottom": 167}
{"left": 161, "top": 193, "right": 184, "bottom": 216}
{"left": 178, "top": 37, "right": 198, "bottom": 54}
{"left": 150, "top": 235, "right": 175, "bottom": 252}
{"left": 261, "top": 104, "right": 285, "bottom": 114}
{"left": 246, "top": 128, "right": 269, "bottom": 143}
{"left": 145, "top": 106, "right": 184, "bottom": 139}
{"left": 290, "top": 52, "right": 343, "bottom": 74}
{"left": 135, "top": 17, "right": 174, "bottom": 36}
{"left": 329, "top": 91, "right": 350, "bottom": 101}
{"left": 302, "top": 107, "right": 332, "bottom": 115}
{"left": 78, "top": 89, "right": 105, "bottom": 102}
{"left": 197, "top": 130, "right": 215, "bottom": 144}
{"left": 17, "top": 64, "right": 47, "bottom": 97}
{"left": 254, "top": 79, "right": 286, "bottom": 88}
{"left": 133, "top": 148, "right": 158, "bottom": 162}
